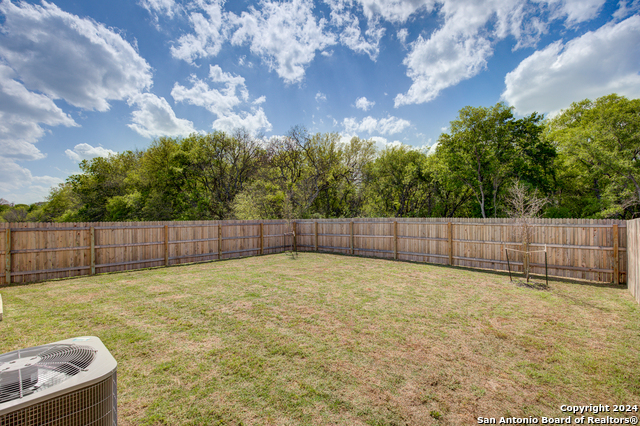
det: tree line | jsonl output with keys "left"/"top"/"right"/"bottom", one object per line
{"left": 2, "top": 93, "right": 638, "bottom": 222}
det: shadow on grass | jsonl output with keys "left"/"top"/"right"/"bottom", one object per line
{"left": 310, "top": 249, "right": 626, "bottom": 290}
{"left": 0, "top": 249, "right": 627, "bottom": 294}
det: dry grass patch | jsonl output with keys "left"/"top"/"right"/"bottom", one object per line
{"left": 0, "top": 253, "right": 638, "bottom": 425}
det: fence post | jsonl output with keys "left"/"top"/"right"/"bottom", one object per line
{"left": 164, "top": 225, "right": 169, "bottom": 266}
{"left": 448, "top": 222, "right": 453, "bottom": 266}
{"left": 613, "top": 224, "right": 619, "bottom": 285}
{"left": 218, "top": 224, "right": 223, "bottom": 259}
{"left": 393, "top": 221, "right": 398, "bottom": 260}
{"left": 350, "top": 221, "right": 354, "bottom": 255}
{"left": 5, "top": 228, "right": 11, "bottom": 284}
{"left": 314, "top": 221, "right": 319, "bottom": 252}
{"left": 90, "top": 226, "right": 95, "bottom": 275}
{"left": 524, "top": 239, "right": 530, "bottom": 281}
{"left": 260, "top": 223, "right": 264, "bottom": 255}
{"left": 292, "top": 221, "right": 297, "bottom": 252}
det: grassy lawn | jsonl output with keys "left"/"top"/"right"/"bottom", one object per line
{"left": 1, "top": 253, "right": 639, "bottom": 425}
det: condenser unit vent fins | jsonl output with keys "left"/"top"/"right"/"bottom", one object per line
{"left": 0, "top": 375, "right": 116, "bottom": 426}
{"left": 0, "top": 344, "right": 97, "bottom": 404}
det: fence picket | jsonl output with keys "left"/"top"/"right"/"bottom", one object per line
{"left": 0, "top": 218, "right": 631, "bottom": 287}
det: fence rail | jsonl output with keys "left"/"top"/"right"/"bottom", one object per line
{"left": 293, "top": 218, "right": 627, "bottom": 284}
{"left": 0, "top": 220, "right": 292, "bottom": 285}
{"left": 0, "top": 218, "right": 629, "bottom": 287}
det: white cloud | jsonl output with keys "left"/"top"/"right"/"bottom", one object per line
{"left": 316, "top": 92, "right": 327, "bottom": 102}
{"left": 128, "top": 93, "right": 197, "bottom": 138}
{"left": 553, "top": 0, "right": 606, "bottom": 25}
{"left": 325, "top": 0, "right": 385, "bottom": 59}
{"left": 0, "top": 0, "right": 152, "bottom": 112}
{"left": 502, "top": 15, "right": 640, "bottom": 116}
{"left": 172, "top": 65, "right": 271, "bottom": 134}
{"left": 0, "top": 64, "right": 77, "bottom": 161}
{"left": 140, "top": 0, "right": 178, "bottom": 18}
{"left": 238, "top": 55, "right": 254, "bottom": 68}
{"left": 338, "top": 14, "right": 385, "bottom": 60}
{"left": 343, "top": 115, "right": 410, "bottom": 135}
{"left": 355, "top": 96, "right": 375, "bottom": 111}
{"left": 212, "top": 108, "right": 272, "bottom": 134}
{"left": 0, "top": 157, "right": 63, "bottom": 204}
{"left": 393, "top": 0, "right": 503, "bottom": 106}
{"left": 612, "top": 0, "right": 640, "bottom": 20}
{"left": 172, "top": 65, "right": 248, "bottom": 116}
{"left": 0, "top": 158, "right": 37, "bottom": 192}
{"left": 170, "top": 0, "right": 227, "bottom": 63}
{"left": 395, "top": 31, "right": 492, "bottom": 106}
{"left": 229, "top": 0, "right": 336, "bottom": 83}
{"left": 397, "top": 28, "right": 408, "bottom": 45}
{"left": 172, "top": 76, "right": 240, "bottom": 115}
{"left": 392, "top": 0, "right": 610, "bottom": 107}
{"left": 353, "top": 0, "right": 436, "bottom": 23}
{"left": 369, "top": 136, "right": 429, "bottom": 152}
{"left": 209, "top": 64, "right": 249, "bottom": 100}
{"left": 0, "top": 0, "right": 157, "bottom": 205}
{"left": 64, "top": 143, "right": 117, "bottom": 162}
{"left": 369, "top": 136, "right": 403, "bottom": 150}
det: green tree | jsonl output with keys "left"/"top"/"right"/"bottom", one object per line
{"left": 1, "top": 205, "right": 28, "bottom": 222}
{"left": 547, "top": 94, "right": 640, "bottom": 218}
{"left": 438, "top": 103, "right": 552, "bottom": 218}
{"left": 312, "top": 136, "right": 376, "bottom": 217}
{"left": 41, "top": 183, "right": 81, "bottom": 222}
{"left": 68, "top": 151, "right": 142, "bottom": 221}
{"left": 231, "top": 179, "right": 286, "bottom": 220}
{"left": 425, "top": 151, "right": 474, "bottom": 217}
{"left": 268, "top": 128, "right": 346, "bottom": 218}
{"left": 138, "top": 136, "right": 194, "bottom": 220}
{"left": 181, "top": 130, "right": 266, "bottom": 219}
{"left": 362, "top": 145, "right": 434, "bottom": 217}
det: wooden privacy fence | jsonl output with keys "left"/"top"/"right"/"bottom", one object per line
{"left": 627, "top": 218, "right": 640, "bottom": 303}
{"left": 0, "top": 218, "right": 628, "bottom": 286}
{"left": 0, "top": 220, "right": 293, "bottom": 285}
{"left": 295, "top": 218, "right": 627, "bottom": 284}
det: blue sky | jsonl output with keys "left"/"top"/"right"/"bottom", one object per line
{"left": 1, "top": 0, "right": 639, "bottom": 204}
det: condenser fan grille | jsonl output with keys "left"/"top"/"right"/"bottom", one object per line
{"left": 0, "top": 375, "right": 116, "bottom": 426}
{"left": 0, "top": 344, "right": 96, "bottom": 404}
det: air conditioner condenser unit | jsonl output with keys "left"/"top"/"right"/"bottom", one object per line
{"left": 0, "top": 336, "right": 117, "bottom": 426}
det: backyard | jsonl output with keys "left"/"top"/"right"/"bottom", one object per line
{"left": 0, "top": 253, "right": 638, "bottom": 425}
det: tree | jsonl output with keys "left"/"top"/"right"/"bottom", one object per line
{"left": 505, "top": 181, "right": 548, "bottom": 282}
{"left": 231, "top": 179, "right": 286, "bottom": 220}
{"left": 267, "top": 128, "right": 346, "bottom": 218}
{"left": 313, "top": 136, "right": 376, "bottom": 217}
{"left": 438, "top": 102, "right": 552, "bottom": 218}
{"left": 41, "top": 183, "right": 81, "bottom": 222}
{"left": 138, "top": 136, "right": 189, "bottom": 220}
{"left": 233, "top": 131, "right": 375, "bottom": 219}
{"left": 425, "top": 152, "right": 474, "bottom": 217}
{"left": 67, "top": 151, "right": 142, "bottom": 221}
{"left": 181, "top": 129, "right": 266, "bottom": 219}
{"left": 1, "top": 206, "right": 28, "bottom": 222}
{"left": 547, "top": 94, "right": 640, "bottom": 218}
{"left": 362, "top": 145, "right": 434, "bottom": 217}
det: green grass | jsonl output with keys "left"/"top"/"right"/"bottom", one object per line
{"left": 1, "top": 253, "right": 639, "bottom": 425}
